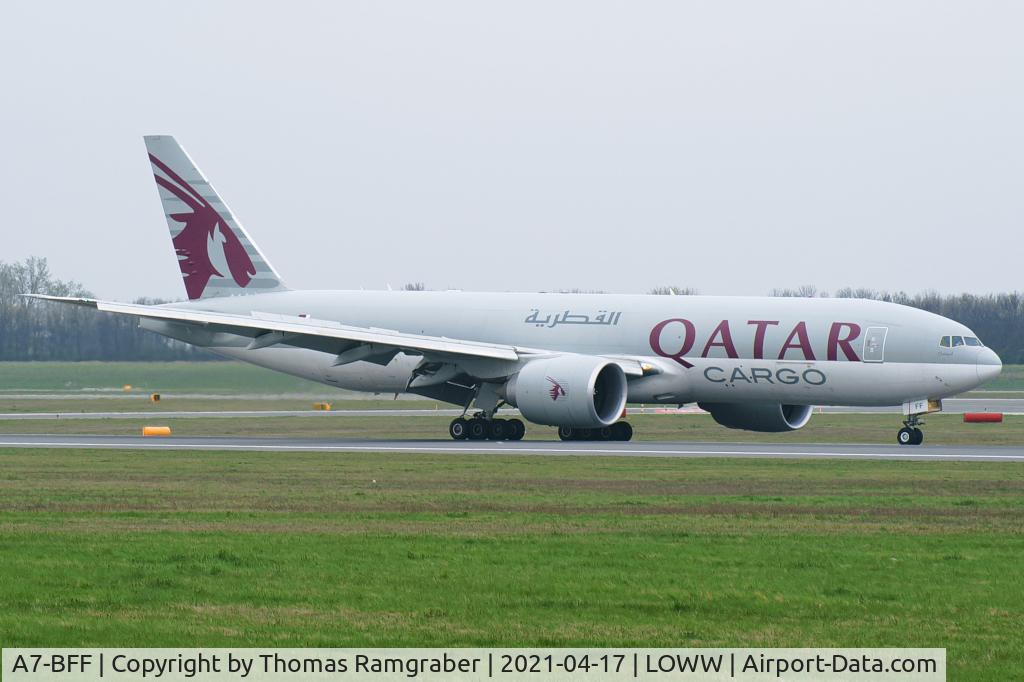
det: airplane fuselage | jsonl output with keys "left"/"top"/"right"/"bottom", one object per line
{"left": 154, "top": 290, "right": 1002, "bottom": 407}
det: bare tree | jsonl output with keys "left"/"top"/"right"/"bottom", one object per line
{"left": 0, "top": 257, "right": 214, "bottom": 361}
{"left": 770, "top": 285, "right": 825, "bottom": 298}
{"left": 649, "top": 286, "right": 699, "bottom": 295}
{"left": 835, "top": 287, "right": 885, "bottom": 300}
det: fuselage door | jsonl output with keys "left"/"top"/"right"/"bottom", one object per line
{"left": 863, "top": 326, "right": 888, "bottom": 363}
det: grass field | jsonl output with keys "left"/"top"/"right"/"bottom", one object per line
{"left": 0, "top": 448, "right": 1021, "bottom": 679}
{"left": 0, "top": 361, "right": 325, "bottom": 394}
{"left": 1, "top": 361, "right": 1021, "bottom": 680}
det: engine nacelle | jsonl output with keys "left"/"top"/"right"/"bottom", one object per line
{"left": 505, "top": 355, "right": 628, "bottom": 428}
{"left": 698, "top": 402, "right": 813, "bottom": 432}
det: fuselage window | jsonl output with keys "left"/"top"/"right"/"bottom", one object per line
{"left": 952, "top": 336, "right": 965, "bottom": 347}
{"left": 965, "top": 337, "right": 983, "bottom": 347}
{"left": 940, "top": 336, "right": 951, "bottom": 348}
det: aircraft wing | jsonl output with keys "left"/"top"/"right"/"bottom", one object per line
{"left": 24, "top": 295, "right": 521, "bottom": 363}
{"left": 24, "top": 295, "right": 653, "bottom": 381}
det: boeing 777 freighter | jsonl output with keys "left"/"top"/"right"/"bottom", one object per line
{"left": 30, "top": 136, "right": 1003, "bottom": 445}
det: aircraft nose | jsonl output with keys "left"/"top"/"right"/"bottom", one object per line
{"left": 977, "top": 348, "right": 1002, "bottom": 384}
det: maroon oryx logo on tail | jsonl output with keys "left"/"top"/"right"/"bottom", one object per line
{"left": 546, "top": 376, "right": 566, "bottom": 401}
{"left": 149, "top": 154, "right": 256, "bottom": 300}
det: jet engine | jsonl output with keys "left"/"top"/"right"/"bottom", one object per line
{"left": 697, "top": 402, "right": 813, "bottom": 432}
{"left": 504, "top": 355, "right": 628, "bottom": 428}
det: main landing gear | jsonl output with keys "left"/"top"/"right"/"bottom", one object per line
{"left": 448, "top": 416, "right": 635, "bottom": 442}
{"left": 897, "top": 414, "right": 925, "bottom": 446}
{"left": 558, "top": 422, "right": 633, "bottom": 442}
{"left": 449, "top": 416, "right": 526, "bottom": 441}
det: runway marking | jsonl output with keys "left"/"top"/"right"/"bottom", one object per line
{"left": 1, "top": 440, "right": 1023, "bottom": 460}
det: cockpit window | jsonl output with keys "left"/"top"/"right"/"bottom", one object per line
{"left": 941, "top": 335, "right": 983, "bottom": 348}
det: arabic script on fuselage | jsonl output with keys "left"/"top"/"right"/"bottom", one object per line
{"left": 524, "top": 309, "right": 623, "bottom": 328}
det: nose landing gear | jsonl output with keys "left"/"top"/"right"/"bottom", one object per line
{"left": 897, "top": 414, "right": 925, "bottom": 445}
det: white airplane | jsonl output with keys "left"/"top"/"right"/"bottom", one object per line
{"left": 31, "top": 136, "right": 1002, "bottom": 445}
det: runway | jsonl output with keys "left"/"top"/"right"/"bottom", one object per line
{"left": 0, "top": 398, "right": 1021, "bottom": 420}
{"left": 0, "top": 434, "right": 1022, "bottom": 461}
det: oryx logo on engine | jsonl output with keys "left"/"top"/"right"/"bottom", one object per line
{"left": 546, "top": 376, "right": 566, "bottom": 401}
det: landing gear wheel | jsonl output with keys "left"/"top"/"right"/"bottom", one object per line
{"left": 449, "top": 417, "right": 468, "bottom": 440}
{"left": 611, "top": 421, "right": 633, "bottom": 442}
{"left": 557, "top": 426, "right": 575, "bottom": 441}
{"left": 507, "top": 419, "right": 526, "bottom": 441}
{"left": 898, "top": 412, "right": 926, "bottom": 445}
{"left": 596, "top": 426, "right": 614, "bottom": 441}
{"left": 467, "top": 419, "right": 488, "bottom": 440}
{"left": 488, "top": 419, "right": 507, "bottom": 441}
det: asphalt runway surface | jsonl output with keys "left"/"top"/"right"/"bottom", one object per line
{"left": 0, "top": 434, "right": 1021, "bottom": 461}
{"left": 0, "top": 398, "right": 1021, "bottom": 420}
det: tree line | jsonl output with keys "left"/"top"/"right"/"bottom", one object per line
{"left": 2, "top": 259, "right": 1022, "bottom": 363}
{"left": 768, "top": 286, "right": 1024, "bottom": 364}
{"left": 0, "top": 258, "right": 213, "bottom": 361}
{"left": 658, "top": 284, "right": 1024, "bottom": 362}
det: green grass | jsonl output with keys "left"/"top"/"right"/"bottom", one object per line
{"left": 0, "top": 361, "right": 325, "bottom": 394}
{"left": 0, "top": 412, "right": 1020, "bottom": 446}
{"left": 0, "top": 449, "right": 1021, "bottom": 680}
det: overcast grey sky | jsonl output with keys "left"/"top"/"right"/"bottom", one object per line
{"left": 2, "top": 1, "right": 1021, "bottom": 300}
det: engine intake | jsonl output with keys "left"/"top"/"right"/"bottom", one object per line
{"left": 505, "top": 355, "right": 628, "bottom": 428}
{"left": 698, "top": 402, "right": 813, "bottom": 432}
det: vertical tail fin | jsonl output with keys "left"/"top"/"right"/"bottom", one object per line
{"left": 144, "top": 135, "right": 287, "bottom": 300}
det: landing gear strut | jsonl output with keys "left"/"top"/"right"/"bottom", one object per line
{"left": 449, "top": 416, "right": 525, "bottom": 441}
{"left": 897, "top": 414, "right": 925, "bottom": 446}
{"left": 558, "top": 422, "right": 633, "bottom": 442}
